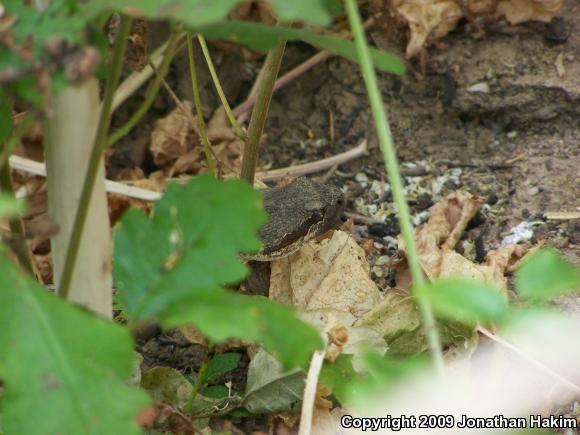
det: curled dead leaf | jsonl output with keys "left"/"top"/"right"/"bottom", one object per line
{"left": 150, "top": 101, "right": 196, "bottom": 167}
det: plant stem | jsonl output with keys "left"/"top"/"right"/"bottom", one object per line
{"left": 58, "top": 15, "right": 132, "bottom": 300}
{"left": 107, "top": 29, "right": 180, "bottom": 148}
{"left": 186, "top": 344, "right": 214, "bottom": 412}
{"left": 0, "top": 114, "right": 31, "bottom": 172}
{"left": 0, "top": 165, "right": 35, "bottom": 275}
{"left": 196, "top": 34, "right": 245, "bottom": 140}
{"left": 343, "top": 0, "right": 444, "bottom": 372}
{"left": 187, "top": 34, "right": 215, "bottom": 176}
{"left": 240, "top": 39, "right": 286, "bottom": 184}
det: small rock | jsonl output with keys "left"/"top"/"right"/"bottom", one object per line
{"left": 545, "top": 159, "right": 554, "bottom": 170}
{"left": 521, "top": 209, "right": 531, "bottom": 219}
{"left": 527, "top": 186, "right": 540, "bottom": 196}
{"left": 506, "top": 131, "right": 518, "bottom": 139}
{"left": 371, "top": 266, "right": 384, "bottom": 278}
{"left": 467, "top": 82, "right": 490, "bottom": 93}
{"left": 355, "top": 172, "right": 369, "bottom": 187}
{"left": 552, "top": 237, "right": 569, "bottom": 249}
{"left": 568, "top": 220, "right": 580, "bottom": 244}
{"left": 545, "top": 16, "right": 570, "bottom": 45}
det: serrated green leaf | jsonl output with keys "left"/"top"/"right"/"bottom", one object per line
{"left": 114, "top": 175, "right": 323, "bottom": 369}
{"left": 515, "top": 249, "right": 580, "bottom": 299}
{"left": 0, "top": 195, "right": 24, "bottom": 220}
{"left": 196, "top": 20, "right": 405, "bottom": 75}
{"left": 0, "top": 88, "right": 13, "bottom": 145}
{"left": 420, "top": 279, "right": 508, "bottom": 324}
{"left": 205, "top": 353, "right": 241, "bottom": 383}
{"left": 114, "top": 175, "right": 264, "bottom": 317}
{"left": 0, "top": 256, "right": 150, "bottom": 435}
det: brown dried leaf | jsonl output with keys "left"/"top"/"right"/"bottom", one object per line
{"left": 168, "top": 107, "right": 243, "bottom": 177}
{"left": 270, "top": 230, "right": 382, "bottom": 318}
{"left": 497, "top": 0, "right": 563, "bottom": 24}
{"left": 150, "top": 101, "right": 196, "bottom": 167}
{"left": 391, "top": 0, "right": 563, "bottom": 57}
{"left": 398, "top": 192, "right": 484, "bottom": 281}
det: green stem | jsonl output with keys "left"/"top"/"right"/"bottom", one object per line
{"left": 0, "top": 165, "right": 35, "bottom": 275}
{"left": 107, "top": 29, "right": 180, "bottom": 148}
{"left": 0, "top": 114, "right": 31, "bottom": 171}
{"left": 343, "top": 0, "right": 444, "bottom": 372}
{"left": 196, "top": 34, "right": 245, "bottom": 140}
{"left": 58, "top": 15, "right": 132, "bottom": 299}
{"left": 187, "top": 34, "right": 215, "bottom": 176}
{"left": 186, "top": 345, "right": 214, "bottom": 412}
{"left": 240, "top": 39, "right": 286, "bottom": 184}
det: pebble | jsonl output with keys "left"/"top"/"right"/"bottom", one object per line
{"left": 527, "top": 186, "right": 540, "bottom": 196}
{"left": 355, "top": 172, "right": 369, "bottom": 187}
{"left": 467, "top": 82, "right": 490, "bottom": 93}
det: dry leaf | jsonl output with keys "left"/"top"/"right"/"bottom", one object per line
{"left": 390, "top": 0, "right": 564, "bottom": 57}
{"left": 168, "top": 107, "right": 243, "bottom": 177}
{"left": 150, "top": 101, "right": 195, "bottom": 167}
{"left": 392, "top": 0, "right": 463, "bottom": 58}
{"left": 496, "top": 0, "right": 563, "bottom": 24}
{"left": 270, "top": 230, "right": 382, "bottom": 318}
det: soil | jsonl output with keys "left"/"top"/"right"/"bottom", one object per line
{"left": 112, "top": 2, "right": 580, "bottom": 432}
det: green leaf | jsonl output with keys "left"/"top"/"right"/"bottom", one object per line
{"left": 197, "top": 20, "right": 405, "bottom": 75}
{"left": 319, "top": 354, "right": 361, "bottom": 404}
{"left": 515, "top": 249, "right": 580, "bottom": 299}
{"left": 114, "top": 175, "right": 323, "bottom": 368}
{"left": 320, "top": 351, "right": 427, "bottom": 407}
{"left": 205, "top": 353, "right": 241, "bottom": 383}
{"left": 0, "top": 88, "right": 13, "bottom": 145}
{"left": 268, "top": 0, "right": 340, "bottom": 25}
{"left": 81, "top": 0, "right": 243, "bottom": 27}
{"left": 0, "top": 256, "right": 150, "bottom": 435}
{"left": 0, "top": 195, "right": 24, "bottom": 220}
{"left": 421, "top": 279, "right": 509, "bottom": 324}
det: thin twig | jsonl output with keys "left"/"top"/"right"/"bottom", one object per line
{"left": 233, "top": 50, "right": 332, "bottom": 118}
{"left": 187, "top": 35, "right": 216, "bottom": 176}
{"left": 151, "top": 58, "right": 218, "bottom": 176}
{"left": 197, "top": 34, "right": 245, "bottom": 140}
{"left": 8, "top": 155, "right": 161, "bottom": 201}
{"left": 107, "top": 29, "right": 181, "bottom": 148}
{"left": 344, "top": 0, "right": 444, "bottom": 372}
{"left": 111, "top": 35, "right": 187, "bottom": 112}
{"left": 58, "top": 15, "right": 133, "bottom": 299}
{"left": 232, "top": 18, "right": 376, "bottom": 119}
{"left": 8, "top": 140, "right": 367, "bottom": 201}
{"left": 257, "top": 140, "right": 367, "bottom": 182}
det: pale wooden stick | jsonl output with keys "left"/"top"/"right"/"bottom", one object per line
{"left": 9, "top": 140, "right": 366, "bottom": 201}
{"left": 298, "top": 350, "right": 325, "bottom": 435}
{"left": 256, "top": 140, "right": 367, "bottom": 182}
{"left": 9, "top": 155, "right": 162, "bottom": 201}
